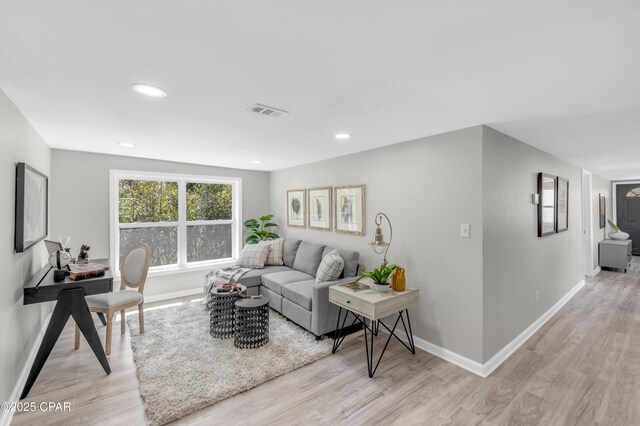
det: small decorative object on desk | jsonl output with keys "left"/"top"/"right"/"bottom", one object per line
{"left": 76, "top": 244, "right": 91, "bottom": 264}
{"left": 215, "top": 283, "right": 244, "bottom": 294}
{"left": 355, "top": 263, "right": 397, "bottom": 293}
{"left": 68, "top": 262, "right": 106, "bottom": 280}
{"left": 48, "top": 250, "right": 72, "bottom": 282}
{"left": 391, "top": 266, "right": 406, "bottom": 291}
{"left": 607, "top": 219, "right": 629, "bottom": 240}
{"left": 341, "top": 282, "right": 369, "bottom": 292}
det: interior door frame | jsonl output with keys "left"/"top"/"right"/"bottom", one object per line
{"left": 582, "top": 170, "right": 593, "bottom": 276}
{"left": 612, "top": 180, "right": 640, "bottom": 226}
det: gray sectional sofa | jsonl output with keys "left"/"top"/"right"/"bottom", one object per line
{"left": 235, "top": 239, "right": 360, "bottom": 337}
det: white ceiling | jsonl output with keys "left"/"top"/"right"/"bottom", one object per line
{"left": 1, "top": 1, "right": 639, "bottom": 178}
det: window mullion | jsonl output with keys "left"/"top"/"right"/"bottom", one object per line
{"left": 178, "top": 180, "right": 187, "bottom": 267}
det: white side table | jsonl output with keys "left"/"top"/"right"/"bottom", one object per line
{"left": 329, "top": 284, "right": 419, "bottom": 378}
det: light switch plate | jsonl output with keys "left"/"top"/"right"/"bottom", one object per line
{"left": 460, "top": 223, "right": 470, "bottom": 238}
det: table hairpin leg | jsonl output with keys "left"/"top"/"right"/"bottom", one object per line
{"left": 332, "top": 308, "right": 415, "bottom": 378}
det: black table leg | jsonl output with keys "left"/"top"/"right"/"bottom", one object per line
{"left": 97, "top": 312, "right": 107, "bottom": 326}
{"left": 21, "top": 288, "right": 110, "bottom": 399}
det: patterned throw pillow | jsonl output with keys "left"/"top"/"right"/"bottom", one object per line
{"left": 236, "top": 244, "right": 269, "bottom": 269}
{"left": 316, "top": 249, "right": 345, "bottom": 283}
{"left": 258, "top": 239, "right": 284, "bottom": 266}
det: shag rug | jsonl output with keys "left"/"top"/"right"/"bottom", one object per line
{"left": 128, "top": 302, "right": 332, "bottom": 425}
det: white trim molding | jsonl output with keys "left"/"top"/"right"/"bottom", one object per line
{"left": 591, "top": 266, "right": 601, "bottom": 277}
{"left": 394, "top": 279, "right": 586, "bottom": 378}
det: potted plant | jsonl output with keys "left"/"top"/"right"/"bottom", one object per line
{"left": 607, "top": 219, "right": 629, "bottom": 241}
{"left": 244, "top": 215, "right": 280, "bottom": 244}
{"left": 355, "top": 263, "right": 397, "bottom": 293}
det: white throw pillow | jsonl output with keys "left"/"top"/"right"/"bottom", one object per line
{"left": 316, "top": 249, "right": 344, "bottom": 283}
{"left": 236, "top": 244, "right": 269, "bottom": 269}
{"left": 258, "top": 239, "right": 284, "bottom": 266}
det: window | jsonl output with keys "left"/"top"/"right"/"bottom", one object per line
{"left": 110, "top": 170, "right": 241, "bottom": 274}
{"left": 626, "top": 187, "right": 640, "bottom": 198}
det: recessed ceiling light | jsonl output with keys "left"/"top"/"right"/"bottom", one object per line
{"left": 131, "top": 83, "right": 167, "bottom": 98}
{"left": 119, "top": 142, "right": 135, "bottom": 148}
{"left": 335, "top": 133, "right": 351, "bottom": 140}
{"left": 251, "top": 160, "right": 262, "bottom": 164}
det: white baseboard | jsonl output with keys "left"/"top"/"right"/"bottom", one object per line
{"left": 480, "top": 279, "right": 585, "bottom": 377}
{"left": 144, "top": 287, "right": 202, "bottom": 303}
{"left": 591, "top": 267, "right": 601, "bottom": 277}
{"left": 393, "top": 279, "right": 586, "bottom": 378}
{"left": 2, "top": 311, "right": 53, "bottom": 426}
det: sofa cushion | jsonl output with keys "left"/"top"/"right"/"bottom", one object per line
{"left": 261, "top": 270, "right": 315, "bottom": 295}
{"left": 236, "top": 244, "right": 269, "bottom": 268}
{"left": 293, "top": 241, "right": 326, "bottom": 276}
{"left": 258, "top": 238, "right": 284, "bottom": 266}
{"left": 322, "top": 247, "right": 360, "bottom": 278}
{"left": 282, "top": 280, "right": 314, "bottom": 310}
{"left": 283, "top": 239, "right": 302, "bottom": 268}
{"left": 316, "top": 250, "right": 344, "bottom": 283}
{"left": 236, "top": 266, "right": 291, "bottom": 288}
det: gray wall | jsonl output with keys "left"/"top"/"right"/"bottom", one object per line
{"left": 50, "top": 150, "right": 270, "bottom": 296}
{"left": 481, "top": 126, "right": 584, "bottom": 362}
{"left": 0, "top": 90, "right": 52, "bottom": 407}
{"left": 592, "top": 174, "right": 612, "bottom": 269}
{"left": 271, "top": 126, "right": 485, "bottom": 362}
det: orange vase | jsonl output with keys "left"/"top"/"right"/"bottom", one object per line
{"left": 392, "top": 266, "right": 406, "bottom": 291}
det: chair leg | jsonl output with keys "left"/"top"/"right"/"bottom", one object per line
{"left": 105, "top": 313, "right": 113, "bottom": 356}
{"left": 121, "top": 309, "right": 126, "bottom": 334}
{"left": 138, "top": 304, "right": 145, "bottom": 334}
{"left": 74, "top": 325, "right": 80, "bottom": 349}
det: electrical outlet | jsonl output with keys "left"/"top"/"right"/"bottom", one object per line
{"left": 460, "top": 223, "right": 470, "bottom": 238}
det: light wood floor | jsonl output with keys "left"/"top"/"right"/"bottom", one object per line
{"left": 13, "top": 260, "right": 640, "bottom": 426}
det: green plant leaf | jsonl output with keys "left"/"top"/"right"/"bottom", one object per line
{"left": 607, "top": 219, "right": 619, "bottom": 231}
{"left": 259, "top": 215, "right": 274, "bottom": 221}
{"left": 244, "top": 219, "right": 259, "bottom": 227}
{"left": 264, "top": 223, "right": 278, "bottom": 228}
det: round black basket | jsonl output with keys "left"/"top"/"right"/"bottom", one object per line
{"left": 209, "top": 292, "right": 242, "bottom": 339}
{"left": 234, "top": 298, "right": 269, "bottom": 349}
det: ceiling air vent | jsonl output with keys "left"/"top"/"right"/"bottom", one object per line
{"left": 247, "top": 103, "right": 289, "bottom": 118}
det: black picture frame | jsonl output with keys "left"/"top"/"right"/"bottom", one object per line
{"left": 599, "top": 193, "right": 606, "bottom": 229}
{"left": 556, "top": 177, "right": 569, "bottom": 233}
{"left": 538, "top": 173, "right": 557, "bottom": 237}
{"left": 15, "top": 162, "right": 49, "bottom": 253}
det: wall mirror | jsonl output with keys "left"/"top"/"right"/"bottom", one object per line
{"left": 538, "top": 173, "right": 556, "bottom": 237}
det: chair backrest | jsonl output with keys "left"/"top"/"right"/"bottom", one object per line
{"left": 119, "top": 243, "right": 151, "bottom": 293}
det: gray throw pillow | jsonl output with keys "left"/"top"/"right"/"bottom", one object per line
{"left": 236, "top": 244, "right": 269, "bottom": 269}
{"left": 258, "top": 239, "right": 284, "bottom": 266}
{"left": 316, "top": 249, "right": 345, "bottom": 283}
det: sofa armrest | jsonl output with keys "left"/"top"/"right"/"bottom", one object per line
{"left": 310, "top": 276, "right": 360, "bottom": 336}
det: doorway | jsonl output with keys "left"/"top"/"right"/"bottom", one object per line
{"left": 615, "top": 183, "right": 640, "bottom": 255}
{"left": 582, "top": 170, "right": 593, "bottom": 276}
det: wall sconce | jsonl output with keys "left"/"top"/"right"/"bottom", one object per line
{"left": 369, "top": 212, "right": 393, "bottom": 265}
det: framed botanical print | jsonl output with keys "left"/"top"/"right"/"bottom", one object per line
{"left": 287, "top": 189, "right": 306, "bottom": 227}
{"left": 308, "top": 187, "right": 332, "bottom": 231}
{"left": 335, "top": 185, "right": 365, "bottom": 235}
{"left": 556, "top": 177, "right": 569, "bottom": 233}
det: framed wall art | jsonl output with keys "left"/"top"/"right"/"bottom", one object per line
{"left": 599, "top": 193, "right": 606, "bottom": 229}
{"left": 556, "top": 176, "right": 569, "bottom": 233}
{"left": 537, "top": 173, "right": 556, "bottom": 237}
{"left": 335, "top": 184, "right": 365, "bottom": 235}
{"left": 15, "top": 162, "right": 49, "bottom": 252}
{"left": 287, "top": 189, "right": 306, "bottom": 228}
{"left": 308, "top": 187, "right": 332, "bottom": 231}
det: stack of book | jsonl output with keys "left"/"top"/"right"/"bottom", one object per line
{"left": 68, "top": 263, "right": 106, "bottom": 281}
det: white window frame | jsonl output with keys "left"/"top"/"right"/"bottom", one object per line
{"left": 109, "top": 169, "right": 242, "bottom": 277}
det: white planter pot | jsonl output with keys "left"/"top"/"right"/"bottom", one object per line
{"left": 609, "top": 231, "right": 630, "bottom": 240}
{"left": 371, "top": 283, "right": 390, "bottom": 293}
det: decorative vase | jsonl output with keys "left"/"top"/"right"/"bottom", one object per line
{"left": 609, "top": 231, "right": 629, "bottom": 240}
{"left": 392, "top": 266, "right": 406, "bottom": 291}
{"left": 371, "top": 283, "right": 390, "bottom": 293}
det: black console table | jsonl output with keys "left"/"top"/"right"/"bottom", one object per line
{"left": 21, "top": 260, "right": 113, "bottom": 399}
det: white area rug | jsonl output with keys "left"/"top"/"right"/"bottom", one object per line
{"left": 128, "top": 301, "right": 331, "bottom": 425}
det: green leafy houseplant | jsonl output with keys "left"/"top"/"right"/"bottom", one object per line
{"left": 244, "top": 215, "right": 279, "bottom": 244}
{"left": 354, "top": 263, "right": 397, "bottom": 285}
{"left": 607, "top": 219, "right": 619, "bottom": 232}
